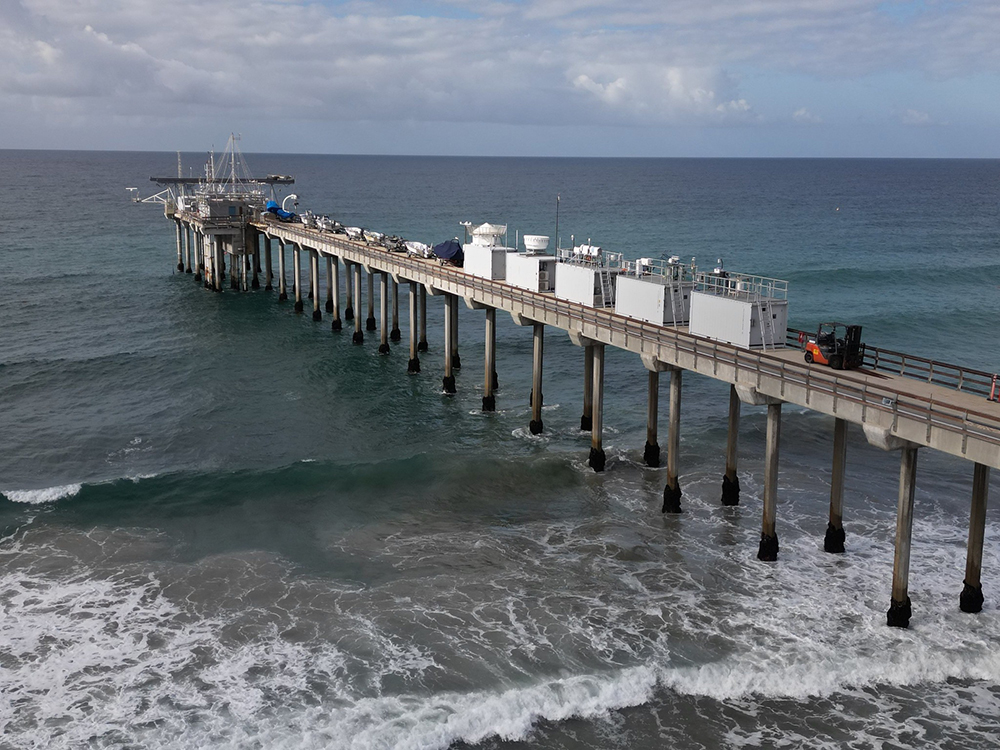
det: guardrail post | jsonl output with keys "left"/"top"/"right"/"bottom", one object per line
{"left": 990, "top": 375, "right": 998, "bottom": 402}
{"left": 722, "top": 384, "right": 741, "bottom": 505}
{"left": 663, "top": 368, "right": 682, "bottom": 513}
{"left": 390, "top": 278, "right": 401, "bottom": 342}
{"left": 588, "top": 344, "right": 606, "bottom": 471}
{"left": 581, "top": 345, "right": 594, "bottom": 431}
{"left": 366, "top": 270, "right": 376, "bottom": 331}
{"left": 644, "top": 370, "right": 660, "bottom": 467}
{"left": 825, "top": 418, "right": 848, "bottom": 553}
{"left": 408, "top": 282, "right": 421, "bottom": 373}
{"left": 757, "top": 401, "right": 782, "bottom": 560}
{"left": 483, "top": 307, "right": 496, "bottom": 409}
{"left": 887, "top": 444, "right": 919, "bottom": 627}
{"left": 960, "top": 463, "right": 991, "bottom": 613}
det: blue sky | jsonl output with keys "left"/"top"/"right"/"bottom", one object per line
{"left": 1, "top": 0, "right": 997, "bottom": 156}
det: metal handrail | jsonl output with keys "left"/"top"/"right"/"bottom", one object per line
{"left": 786, "top": 327, "right": 998, "bottom": 399}
{"left": 259, "top": 220, "right": 1000, "bottom": 450}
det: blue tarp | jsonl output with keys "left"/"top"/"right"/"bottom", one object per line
{"left": 264, "top": 200, "right": 297, "bottom": 223}
{"left": 433, "top": 238, "right": 464, "bottom": 266}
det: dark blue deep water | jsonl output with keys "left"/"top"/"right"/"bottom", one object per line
{"left": 2, "top": 151, "right": 1000, "bottom": 749}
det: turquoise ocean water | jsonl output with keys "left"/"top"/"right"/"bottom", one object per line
{"left": 2, "top": 151, "right": 1000, "bottom": 748}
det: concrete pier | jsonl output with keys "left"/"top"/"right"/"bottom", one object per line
{"left": 483, "top": 308, "right": 497, "bottom": 411}
{"left": 378, "top": 273, "right": 391, "bottom": 354}
{"left": 390, "top": 278, "right": 401, "bottom": 342}
{"left": 960, "top": 462, "right": 991, "bottom": 613}
{"left": 352, "top": 263, "right": 364, "bottom": 344}
{"left": 330, "top": 256, "right": 342, "bottom": 331}
{"left": 310, "top": 250, "right": 322, "bottom": 321}
{"left": 451, "top": 295, "right": 461, "bottom": 370}
{"left": 581, "top": 345, "right": 594, "bottom": 431}
{"left": 264, "top": 236, "right": 273, "bottom": 290}
{"left": 366, "top": 272, "right": 377, "bottom": 332}
{"left": 418, "top": 285, "right": 428, "bottom": 352}
{"left": 344, "top": 261, "right": 355, "bottom": 320}
{"left": 408, "top": 282, "right": 421, "bottom": 373}
{"left": 662, "top": 369, "right": 683, "bottom": 513}
{"left": 530, "top": 323, "right": 544, "bottom": 434}
{"left": 194, "top": 231, "right": 203, "bottom": 282}
{"left": 293, "top": 245, "right": 304, "bottom": 312}
{"left": 589, "top": 344, "right": 606, "bottom": 472}
{"left": 183, "top": 224, "right": 192, "bottom": 273}
{"left": 888, "top": 444, "right": 919, "bottom": 627}
{"left": 325, "top": 256, "right": 334, "bottom": 313}
{"left": 278, "top": 240, "right": 288, "bottom": 301}
{"left": 825, "top": 418, "right": 848, "bottom": 553}
{"left": 443, "top": 294, "right": 457, "bottom": 393}
{"left": 230, "top": 249, "right": 239, "bottom": 290}
{"left": 175, "top": 220, "right": 184, "bottom": 271}
{"left": 644, "top": 370, "right": 661, "bottom": 467}
{"left": 722, "top": 385, "right": 741, "bottom": 506}
{"left": 251, "top": 236, "right": 260, "bottom": 289}
{"left": 758, "top": 401, "right": 782, "bottom": 560}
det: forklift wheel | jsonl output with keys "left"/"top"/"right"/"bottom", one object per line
{"left": 804, "top": 352, "right": 814, "bottom": 364}
{"left": 829, "top": 354, "right": 844, "bottom": 370}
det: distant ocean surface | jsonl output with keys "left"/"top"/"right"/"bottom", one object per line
{"left": 2, "top": 151, "right": 1000, "bottom": 749}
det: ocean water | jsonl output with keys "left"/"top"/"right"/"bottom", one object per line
{"left": 1, "top": 151, "right": 1000, "bottom": 749}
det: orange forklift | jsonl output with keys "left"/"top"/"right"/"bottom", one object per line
{"left": 804, "top": 322, "right": 865, "bottom": 370}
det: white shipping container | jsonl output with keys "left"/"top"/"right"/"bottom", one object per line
{"left": 555, "top": 263, "right": 618, "bottom": 307}
{"left": 463, "top": 244, "right": 513, "bottom": 280}
{"left": 615, "top": 276, "right": 694, "bottom": 325}
{"left": 507, "top": 254, "right": 557, "bottom": 292}
{"left": 689, "top": 292, "right": 788, "bottom": 349}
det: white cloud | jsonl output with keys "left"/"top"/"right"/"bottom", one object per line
{"left": 792, "top": 107, "right": 822, "bottom": 124}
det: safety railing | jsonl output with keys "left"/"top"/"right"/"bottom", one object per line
{"left": 258, "top": 220, "right": 1000, "bottom": 452}
{"left": 787, "top": 327, "right": 999, "bottom": 400}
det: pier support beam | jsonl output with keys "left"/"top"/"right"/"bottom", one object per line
{"left": 408, "top": 282, "right": 421, "bottom": 373}
{"left": 214, "top": 239, "right": 224, "bottom": 292}
{"left": 278, "top": 241, "right": 288, "bottom": 301}
{"left": 183, "top": 224, "right": 192, "bottom": 273}
{"left": 581, "top": 345, "right": 594, "bottom": 431}
{"left": 366, "top": 271, "right": 377, "bottom": 332}
{"left": 722, "top": 385, "right": 741, "bottom": 506}
{"left": 589, "top": 344, "right": 606, "bottom": 472}
{"left": 644, "top": 371, "right": 660, "bottom": 467}
{"left": 230, "top": 249, "right": 239, "bottom": 290}
{"left": 887, "top": 444, "right": 919, "bottom": 627}
{"left": 330, "top": 257, "right": 342, "bottom": 331}
{"left": 310, "top": 250, "right": 322, "bottom": 321}
{"left": 352, "top": 264, "right": 364, "bottom": 344}
{"left": 325, "top": 257, "right": 334, "bottom": 313}
{"left": 451, "top": 295, "right": 462, "bottom": 370}
{"left": 483, "top": 307, "right": 497, "bottom": 411}
{"left": 443, "top": 294, "right": 456, "bottom": 393}
{"left": 757, "top": 401, "right": 782, "bottom": 560}
{"left": 264, "top": 236, "right": 273, "bottom": 290}
{"left": 378, "top": 273, "right": 391, "bottom": 354}
{"left": 960, "top": 463, "right": 991, "bottom": 613}
{"left": 418, "top": 285, "right": 428, "bottom": 352}
{"left": 825, "top": 418, "right": 848, "bottom": 553}
{"left": 175, "top": 220, "right": 184, "bottom": 271}
{"left": 529, "top": 323, "right": 544, "bottom": 434}
{"left": 663, "top": 369, "right": 683, "bottom": 513}
{"left": 293, "top": 245, "right": 303, "bottom": 312}
{"left": 344, "top": 261, "right": 355, "bottom": 320}
{"left": 390, "top": 278, "right": 401, "bottom": 342}
{"left": 194, "top": 231, "right": 203, "bottom": 282}
{"left": 251, "top": 235, "right": 260, "bottom": 289}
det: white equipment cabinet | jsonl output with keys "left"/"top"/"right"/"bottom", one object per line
{"left": 614, "top": 258, "right": 696, "bottom": 325}
{"left": 554, "top": 245, "right": 624, "bottom": 307}
{"left": 688, "top": 270, "right": 789, "bottom": 349}
{"left": 463, "top": 222, "right": 515, "bottom": 281}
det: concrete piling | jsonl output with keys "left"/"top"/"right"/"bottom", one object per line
{"left": 194, "top": 231, "right": 203, "bottom": 282}
{"left": 530, "top": 323, "right": 544, "bottom": 434}
{"left": 310, "top": 250, "right": 322, "bottom": 321}
{"left": 887, "top": 444, "right": 919, "bottom": 627}
{"left": 589, "top": 344, "right": 606, "bottom": 472}
{"left": 352, "top": 264, "right": 364, "bottom": 344}
{"left": 581, "top": 345, "right": 594, "bottom": 432}
{"left": 366, "top": 272, "right": 377, "bottom": 332}
{"left": 183, "top": 224, "right": 192, "bottom": 273}
{"left": 960, "top": 462, "right": 991, "bottom": 613}
{"left": 825, "top": 418, "right": 848, "bottom": 553}
{"left": 251, "top": 235, "right": 260, "bottom": 289}
{"left": 721, "top": 384, "right": 742, "bottom": 506}
{"left": 483, "top": 307, "right": 496, "bottom": 411}
{"left": 418, "top": 286, "right": 428, "bottom": 352}
{"left": 378, "top": 273, "right": 391, "bottom": 354}
{"left": 443, "top": 294, "right": 456, "bottom": 393}
{"left": 278, "top": 241, "right": 288, "bottom": 301}
{"left": 662, "top": 368, "right": 683, "bottom": 513}
{"left": 264, "top": 236, "right": 273, "bottom": 290}
{"left": 644, "top": 370, "right": 660, "bottom": 467}
{"left": 344, "top": 261, "right": 355, "bottom": 320}
{"left": 757, "top": 401, "right": 782, "bottom": 559}
{"left": 293, "top": 245, "right": 303, "bottom": 312}
{"left": 175, "top": 220, "right": 184, "bottom": 272}
{"left": 325, "top": 257, "right": 334, "bottom": 313}
{"left": 330, "top": 257, "right": 342, "bottom": 331}
{"left": 390, "top": 278, "right": 401, "bottom": 342}
{"left": 408, "top": 282, "right": 421, "bottom": 373}
{"left": 451, "top": 295, "right": 462, "bottom": 370}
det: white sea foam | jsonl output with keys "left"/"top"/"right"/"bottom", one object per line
{"left": 2, "top": 483, "right": 81, "bottom": 504}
